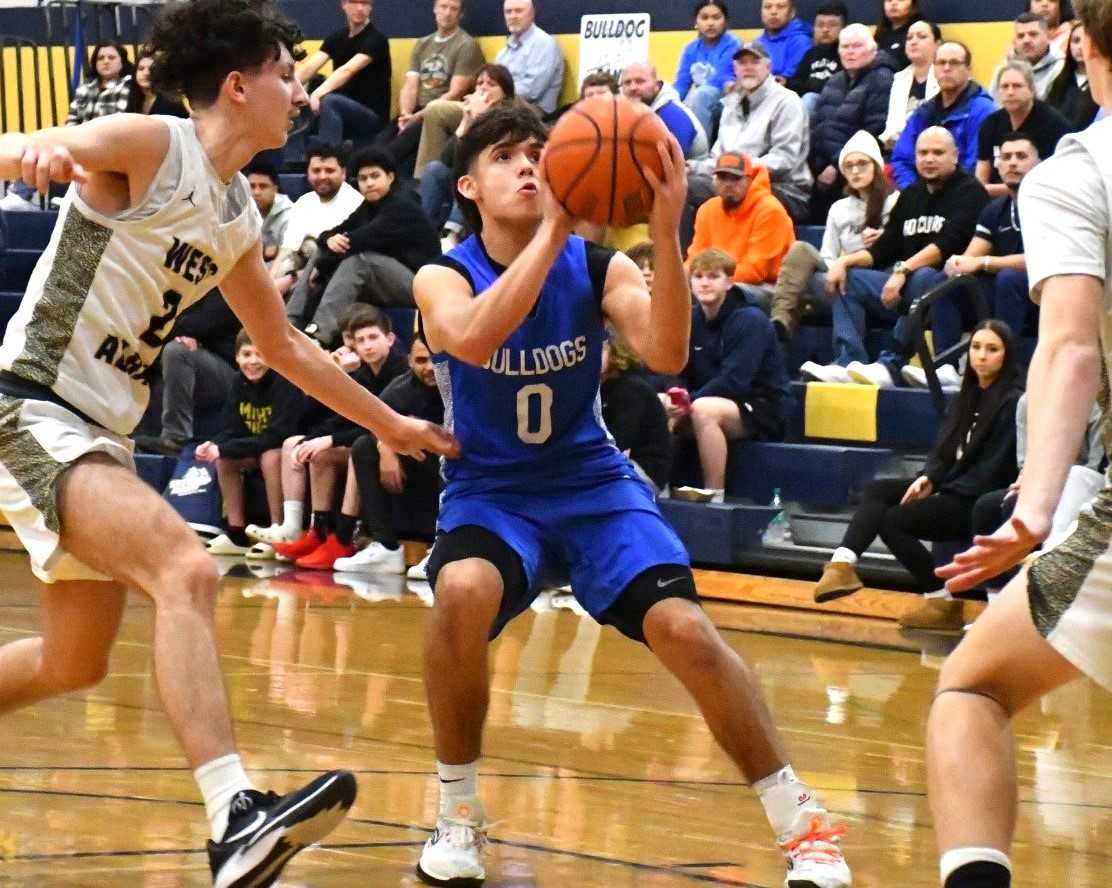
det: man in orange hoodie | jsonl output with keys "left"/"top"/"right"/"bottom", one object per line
{"left": 686, "top": 151, "right": 796, "bottom": 310}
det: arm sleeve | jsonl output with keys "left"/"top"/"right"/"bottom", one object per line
{"left": 691, "top": 311, "right": 773, "bottom": 401}
{"left": 787, "top": 49, "right": 812, "bottom": 94}
{"left": 457, "top": 39, "right": 486, "bottom": 78}
{"left": 346, "top": 201, "right": 431, "bottom": 256}
{"left": 932, "top": 182, "right": 989, "bottom": 259}
{"left": 945, "top": 402, "right": 1019, "bottom": 496}
{"left": 517, "top": 37, "right": 564, "bottom": 106}
{"left": 673, "top": 43, "right": 694, "bottom": 98}
{"left": 977, "top": 115, "right": 994, "bottom": 162}
{"left": 686, "top": 201, "right": 714, "bottom": 264}
{"left": 959, "top": 105, "right": 994, "bottom": 172}
{"left": 863, "top": 68, "right": 894, "bottom": 137}
{"left": 866, "top": 195, "right": 908, "bottom": 270}
{"left": 753, "top": 95, "right": 808, "bottom": 178}
{"left": 710, "top": 36, "right": 740, "bottom": 89}
{"left": 734, "top": 203, "right": 794, "bottom": 284}
{"left": 890, "top": 113, "right": 922, "bottom": 189}
{"left": 213, "top": 386, "right": 248, "bottom": 448}
{"left": 820, "top": 205, "right": 842, "bottom": 261}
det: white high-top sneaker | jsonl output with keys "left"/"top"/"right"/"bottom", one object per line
{"left": 780, "top": 807, "right": 851, "bottom": 888}
{"left": 416, "top": 798, "right": 487, "bottom": 886}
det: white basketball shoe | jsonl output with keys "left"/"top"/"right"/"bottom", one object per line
{"left": 416, "top": 798, "right": 487, "bottom": 886}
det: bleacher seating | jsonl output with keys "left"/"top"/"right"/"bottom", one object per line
{"left": 279, "top": 174, "right": 308, "bottom": 201}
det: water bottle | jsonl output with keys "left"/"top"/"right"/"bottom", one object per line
{"left": 762, "top": 487, "right": 793, "bottom": 546}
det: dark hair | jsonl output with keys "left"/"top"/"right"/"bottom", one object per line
{"left": 693, "top": 1, "right": 728, "bottom": 21}
{"left": 580, "top": 70, "right": 619, "bottom": 97}
{"left": 843, "top": 158, "right": 893, "bottom": 229}
{"left": 1076, "top": 0, "right": 1112, "bottom": 63}
{"left": 148, "top": 0, "right": 304, "bottom": 108}
{"left": 346, "top": 305, "right": 392, "bottom": 336}
{"left": 910, "top": 19, "right": 944, "bottom": 42}
{"left": 1015, "top": 10, "right": 1050, "bottom": 28}
{"left": 235, "top": 328, "right": 253, "bottom": 352}
{"left": 877, "top": 0, "right": 920, "bottom": 31}
{"left": 86, "top": 43, "right": 133, "bottom": 83}
{"left": 453, "top": 101, "right": 548, "bottom": 234}
{"left": 244, "top": 158, "right": 280, "bottom": 184}
{"left": 624, "top": 240, "right": 655, "bottom": 269}
{"left": 1046, "top": 19, "right": 1100, "bottom": 121}
{"left": 350, "top": 146, "right": 397, "bottom": 177}
{"left": 938, "top": 39, "right": 973, "bottom": 66}
{"left": 934, "top": 319, "right": 1022, "bottom": 471}
{"left": 475, "top": 63, "right": 516, "bottom": 99}
{"left": 307, "top": 142, "right": 347, "bottom": 169}
{"left": 999, "top": 130, "right": 1040, "bottom": 155}
{"left": 1031, "top": 0, "right": 1073, "bottom": 24}
{"left": 815, "top": 2, "right": 849, "bottom": 23}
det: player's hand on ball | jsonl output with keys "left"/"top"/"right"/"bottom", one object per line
{"left": 380, "top": 416, "right": 460, "bottom": 461}
{"left": 642, "top": 136, "right": 687, "bottom": 235}
{"left": 21, "top": 141, "right": 88, "bottom": 194}
{"left": 538, "top": 159, "right": 575, "bottom": 237}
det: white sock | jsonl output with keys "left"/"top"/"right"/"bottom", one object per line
{"left": 831, "top": 547, "right": 857, "bottom": 565}
{"left": 281, "top": 500, "right": 304, "bottom": 534}
{"left": 194, "top": 754, "right": 254, "bottom": 842}
{"left": 710, "top": 488, "right": 725, "bottom": 504}
{"left": 940, "top": 847, "right": 1011, "bottom": 884}
{"left": 752, "top": 764, "right": 816, "bottom": 843}
{"left": 925, "top": 588, "right": 953, "bottom": 600}
{"left": 438, "top": 760, "right": 479, "bottom": 818}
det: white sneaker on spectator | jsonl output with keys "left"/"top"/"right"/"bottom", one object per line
{"left": 245, "top": 541, "right": 275, "bottom": 560}
{"left": 901, "top": 363, "right": 961, "bottom": 391}
{"left": 800, "top": 362, "right": 852, "bottom": 384}
{"left": 0, "top": 190, "right": 38, "bottom": 212}
{"left": 846, "top": 361, "right": 894, "bottom": 388}
{"left": 206, "top": 533, "right": 249, "bottom": 556}
{"left": 247, "top": 522, "right": 299, "bottom": 544}
{"left": 333, "top": 541, "right": 406, "bottom": 574}
{"left": 407, "top": 550, "right": 431, "bottom": 581}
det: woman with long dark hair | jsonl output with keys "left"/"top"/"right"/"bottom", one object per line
{"left": 126, "top": 49, "right": 188, "bottom": 117}
{"left": 1045, "top": 20, "right": 1100, "bottom": 129}
{"left": 874, "top": 0, "right": 921, "bottom": 68}
{"left": 65, "top": 43, "right": 134, "bottom": 125}
{"left": 813, "top": 320, "right": 1024, "bottom": 630}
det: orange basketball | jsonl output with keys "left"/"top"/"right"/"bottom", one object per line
{"left": 543, "top": 94, "right": 670, "bottom": 228}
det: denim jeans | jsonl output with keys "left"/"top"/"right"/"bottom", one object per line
{"left": 832, "top": 267, "right": 942, "bottom": 381}
{"left": 683, "top": 84, "right": 722, "bottom": 143}
{"left": 418, "top": 160, "right": 455, "bottom": 230}
{"left": 318, "top": 93, "right": 383, "bottom": 146}
{"left": 801, "top": 91, "right": 822, "bottom": 115}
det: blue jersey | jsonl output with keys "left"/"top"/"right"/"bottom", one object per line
{"left": 431, "top": 234, "right": 630, "bottom": 492}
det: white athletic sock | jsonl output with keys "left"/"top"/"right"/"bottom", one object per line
{"left": 194, "top": 754, "right": 254, "bottom": 842}
{"left": 940, "top": 847, "right": 1011, "bottom": 884}
{"left": 710, "top": 488, "right": 725, "bottom": 504}
{"left": 831, "top": 547, "right": 857, "bottom": 565}
{"left": 437, "top": 760, "right": 479, "bottom": 818}
{"left": 753, "top": 764, "right": 816, "bottom": 843}
{"left": 281, "top": 500, "right": 304, "bottom": 535}
{"left": 925, "top": 588, "right": 953, "bottom": 600}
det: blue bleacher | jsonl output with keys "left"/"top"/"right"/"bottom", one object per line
{"left": 279, "top": 174, "right": 308, "bottom": 201}
{"left": 794, "top": 225, "right": 824, "bottom": 250}
{"left": 3, "top": 210, "right": 57, "bottom": 249}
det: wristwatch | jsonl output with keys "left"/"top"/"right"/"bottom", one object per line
{"left": 892, "top": 261, "right": 907, "bottom": 276}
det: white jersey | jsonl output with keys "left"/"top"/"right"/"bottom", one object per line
{"left": 0, "top": 116, "right": 261, "bottom": 434}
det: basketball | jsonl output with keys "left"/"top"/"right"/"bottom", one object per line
{"left": 543, "top": 93, "right": 671, "bottom": 228}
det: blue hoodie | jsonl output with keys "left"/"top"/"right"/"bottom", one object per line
{"left": 755, "top": 17, "right": 813, "bottom": 80}
{"left": 674, "top": 31, "right": 742, "bottom": 98}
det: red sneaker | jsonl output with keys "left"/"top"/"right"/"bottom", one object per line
{"left": 273, "top": 529, "right": 323, "bottom": 563}
{"left": 295, "top": 533, "right": 356, "bottom": 570}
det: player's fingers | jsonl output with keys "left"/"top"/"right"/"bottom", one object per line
{"left": 642, "top": 164, "right": 662, "bottom": 192}
{"left": 20, "top": 145, "right": 39, "bottom": 189}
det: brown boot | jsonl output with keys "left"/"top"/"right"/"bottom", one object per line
{"left": 898, "top": 598, "right": 965, "bottom": 632}
{"left": 770, "top": 241, "right": 822, "bottom": 338}
{"left": 814, "top": 561, "right": 864, "bottom": 603}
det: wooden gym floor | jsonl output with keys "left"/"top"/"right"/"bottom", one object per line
{"left": 0, "top": 551, "right": 1109, "bottom": 887}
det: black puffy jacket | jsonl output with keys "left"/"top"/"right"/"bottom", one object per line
{"left": 809, "top": 56, "right": 896, "bottom": 172}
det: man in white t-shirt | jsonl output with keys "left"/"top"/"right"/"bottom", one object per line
{"left": 270, "top": 143, "right": 363, "bottom": 296}
{"left": 928, "top": 4, "right": 1112, "bottom": 888}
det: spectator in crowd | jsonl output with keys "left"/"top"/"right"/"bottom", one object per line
{"left": 580, "top": 70, "right": 620, "bottom": 100}
{"left": 788, "top": 2, "right": 848, "bottom": 114}
{"left": 880, "top": 19, "right": 942, "bottom": 149}
{"left": 126, "top": 49, "right": 187, "bottom": 117}
{"left": 991, "top": 13, "right": 1065, "bottom": 101}
{"left": 909, "top": 132, "right": 1040, "bottom": 390}
{"left": 808, "top": 24, "right": 895, "bottom": 221}
{"left": 495, "top": 0, "right": 565, "bottom": 115}
{"left": 414, "top": 63, "right": 516, "bottom": 184}
{"left": 976, "top": 61, "right": 1068, "bottom": 197}
{"left": 755, "top": 0, "right": 814, "bottom": 82}
{"left": 874, "top": 0, "right": 921, "bottom": 68}
{"left": 816, "top": 128, "right": 990, "bottom": 388}
{"left": 272, "top": 309, "right": 408, "bottom": 567}
{"left": 687, "top": 152, "right": 795, "bottom": 307}
{"left": 334, "top": 338, "right": 445, "bottom": 574}
{"left": 625, "top": 241, "right": 656, "bottom": 290}
{"left": 377, "top": 0, "right": 485, "bottom": 172}
{"left": 196, "top": 330, "right": 306, "bottom": 556}
{"left": 288, "top": 148, "right": 441, "bottom": 347}
{"left": 674, "top": 2, "right": 742, "bottom": 138}
{"left": 1046, "top": 21, "right": 1100, "bottom": 129}
{"left": 666, "top": 248, "right": 791, "bottom": 503}
{"left": 134, "top": 289, "right": 242, "bottom": 457}
{"left": 601, "top": 334, "right": 672, "bottom": 494}
{"left": 418, "top": 65, "right": 515, "bottom": 230}
{"left": 813, "top": 320, "right": 1022, "bottom": 631}
{"left": 779, "top": 131, "right": 898, "bottom": 346}
{"left": 297, "top": 0, "right": 392, "bottom": 146}
{"left": 269, "top": 144, "right": 364, "bottom": 295}
{"left": 620, "top": 62, "right": 709, "bottom": 160}
{"left": 687, "top": 41, "right": 812, "bottom": 229}
{"left": 890, "top": 41, "right": 995, "bottom": 189}
{"left": 1030, "top": 0, "right": 1074, "bottom": 53}
{"left": 246, "top": 160, "right": 295, "bottom": 263}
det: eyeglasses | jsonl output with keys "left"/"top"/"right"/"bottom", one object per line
{"left": 842, "top": 160, "right": 873, "bottom": 173}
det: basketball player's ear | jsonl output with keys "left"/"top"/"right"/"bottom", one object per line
{"left": 224, "top": 70, "right": 248, "bottom": 106}
{"left": 456, "top": 174, "right": 479, "bottom": 203}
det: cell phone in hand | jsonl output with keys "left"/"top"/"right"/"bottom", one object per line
{"left": 667, "top": 387, "right": 692, "bottom": 411}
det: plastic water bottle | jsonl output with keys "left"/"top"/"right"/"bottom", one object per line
{"left": 762, "top": 487, "right": 793, "bottom": 546}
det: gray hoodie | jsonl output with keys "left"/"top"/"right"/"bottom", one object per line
{"left": 990, "top": 44, "right": 1066, "bottom": 101}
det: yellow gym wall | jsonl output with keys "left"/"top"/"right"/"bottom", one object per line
{"left": 2, "top": 22, "right": 1015, "bottom": 133}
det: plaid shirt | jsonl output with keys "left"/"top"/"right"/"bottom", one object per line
{"left": 65, "top": 75, "right": 133, "bottom": 125}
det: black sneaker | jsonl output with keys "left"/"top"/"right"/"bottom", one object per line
{"left": 207, "top": 770, "right": 357, "bottom": 888}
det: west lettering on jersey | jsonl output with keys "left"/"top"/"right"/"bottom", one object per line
{"left": 93, "top": 335, "right": 153, "bottom": 384}
{"left": 239, "top": 402, "right": 273, "bottom": 435}
{"left": 484, "top": 336, "right": 588, "bottom": 377}
{"left": 163, "top": 237, "right": 220, "bottom": 286}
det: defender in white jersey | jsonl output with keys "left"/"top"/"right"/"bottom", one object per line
{"left": 0, "top": 3, "right": 456, "bottom": 886}
{"left": 926, "top": 3, "right": 1112, "bottom": 887}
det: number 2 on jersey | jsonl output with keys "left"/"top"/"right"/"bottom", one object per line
{"left": 139, "top": 289, "right": 184, "bottom": 348}
{"left": 516, "top": 383, "right": 553, "bottom": 444}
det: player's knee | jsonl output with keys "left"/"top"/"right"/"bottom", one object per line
{"left": 156, "top": 548, "right": 220, "bottom": 613}
{"left": 645, "top": 601, "right": 720, "bottom": 666}
{"left": 689, "top": 398, "right": 714, "bottom": 424}
{"left": 433, "top": 563, "right": 501, "bottom": 629}
{"left": 935, "top": 656, "right": 1018, "bottom": 719}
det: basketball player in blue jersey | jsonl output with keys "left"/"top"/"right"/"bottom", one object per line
{"left": 0, "top": 2, "right": 455, "bottom": 886}
{"left": 411, "top": 102, "right": 852, "bottom": 888}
